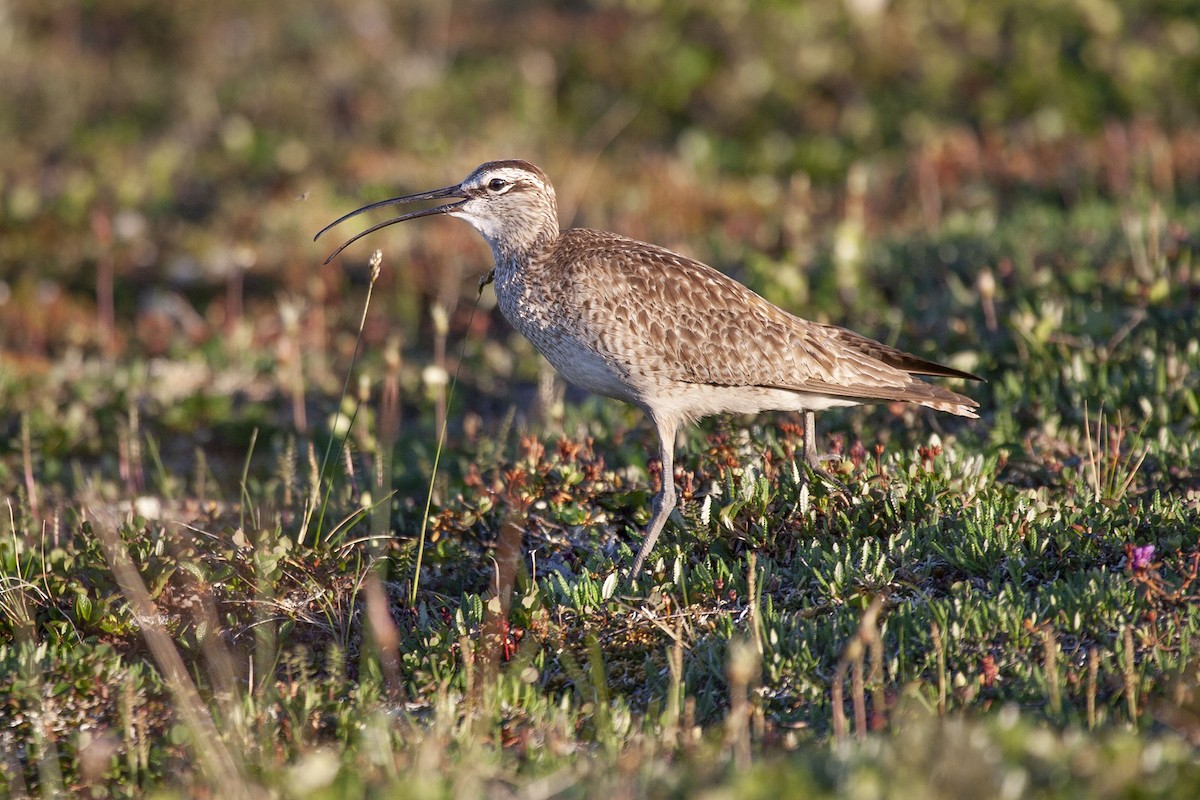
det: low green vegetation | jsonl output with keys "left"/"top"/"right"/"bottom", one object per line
{"left": 2, "top": 1, "right": 1199, "bottom": 797}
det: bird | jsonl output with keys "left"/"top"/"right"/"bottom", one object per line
{"left": 316, "top": 160, "right": 981, "bottom": 578}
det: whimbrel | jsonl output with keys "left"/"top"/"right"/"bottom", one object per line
{"left": 316, "top": 160, "right": 981, "bottom": 577}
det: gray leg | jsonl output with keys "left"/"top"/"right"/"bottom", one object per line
{"left": 629, "top": 415, "right": 678, "bottom": 578}
{"left": 803, "top": 410, "right": 819, "bottom": 467}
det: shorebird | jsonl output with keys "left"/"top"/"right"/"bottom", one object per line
{"left": 316, "top": 160, "right": 981, "bottom": 577}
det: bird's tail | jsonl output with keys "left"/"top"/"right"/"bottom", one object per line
{"left": 912, "top": 382, "right": 980, "bottom": 418}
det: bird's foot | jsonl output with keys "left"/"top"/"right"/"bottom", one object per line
{"left": 478, "top": 268, "right": 496, "bottom": 293}
{"left": 803, "top": 456, "right": 850, "bottom": 494}
{"left": 626, "top": 506, "right": 684, "bottom": 589}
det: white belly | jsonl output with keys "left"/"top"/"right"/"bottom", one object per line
{"left": 538, "top": 336, "right": 642, "bottom": 402}
{"left": 642, "top": 383, "right": 861, "bottom": 424}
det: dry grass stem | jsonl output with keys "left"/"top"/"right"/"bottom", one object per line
{"left": 1124, "top": 626, "right": 1139, "bottom": 726}
{"left": 833, "top": 596, "right": 886, "bottom": 742}
{"left": 91, "top": 511, "right": 251, "bottom": 799}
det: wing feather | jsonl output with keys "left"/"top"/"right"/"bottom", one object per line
{"left": 553, "top": 229, "right": 980, "bottom": 413}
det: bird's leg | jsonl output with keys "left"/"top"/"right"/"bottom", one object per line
{"left": 802, "top": 410, "right": 820, "bottom": 467}
{"left": 629, "top": 416, "right": 678, "bottom": 579}
{"left": 802, "top": 410, "right": 848, "bottom": 491}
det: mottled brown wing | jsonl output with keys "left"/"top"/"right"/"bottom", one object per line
{"left": 558, "top": 229, "right": 974, "bottom": 407}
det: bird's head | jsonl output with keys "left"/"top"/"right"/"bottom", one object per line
{"left": 316, "top": 160, "right": 559, "bottom": 263}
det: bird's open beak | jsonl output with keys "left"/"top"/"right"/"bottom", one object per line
{"left": 314, "top": 184, "right": 466, "bottom": 264}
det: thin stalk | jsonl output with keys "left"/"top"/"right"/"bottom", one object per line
{"left": 933, "top": 620, "right": 947, "bottom": 715}
{"left": 1043, "top": 626, "right": 1062, "bottom": 716}
{"left": 1123, "top": 625, "right": 1138, "bottom": 726}
{"left": 21, "top": 411, "right": 40, "bottom": 523}
{"left": 410, "top": 280, "right": 488, "bottom": 606}
{"left": 1087, "top": 646, "right": 1099, "bottom": 729}
{"left": 315, "top": 250, "right": 383, "bottom": 543}
{"left": 238, "top": 428, "right": 259, "bottom": 533}
{"left": 143, "top": 432, "right": 175, "bottom": 503}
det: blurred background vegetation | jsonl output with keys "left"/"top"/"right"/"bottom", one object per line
{"left": 3, "top": 0, "right": 1199, "bottom": 481}
{"left": 2, "top": 0, "right": 1198, "bottom": 334}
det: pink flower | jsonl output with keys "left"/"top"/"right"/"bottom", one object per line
{"left": 1131, "top": 544, "right": 1155, "bottom": 571}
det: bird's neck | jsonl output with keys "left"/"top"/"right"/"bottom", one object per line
{"left": 488, "top": 227, "right": 564, "bottom": 331}
{"left": 489, "top": 226, "right": 559, "bottom": 276}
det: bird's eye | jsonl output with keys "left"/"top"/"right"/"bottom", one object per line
{"left": 487, "top": 178, "right": 508, "bottom": 192}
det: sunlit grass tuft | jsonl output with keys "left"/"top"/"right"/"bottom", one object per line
{"left": 1083, "top": 403, "right": 1148, "bottom": 505}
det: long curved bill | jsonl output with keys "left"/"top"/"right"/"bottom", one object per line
{"left": 314, "top": 184, "right": 465, "bottom": 265}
